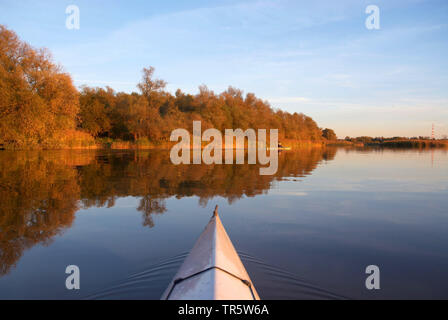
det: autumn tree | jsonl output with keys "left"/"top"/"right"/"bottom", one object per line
{"left": 322, "top": 128, "right": 337, "bottom": 141}
{"left": 0, "top": 25, "right": 79, "bottom": 148}
{"left": 78, "top": 86, "right": 114, "bottom": 137}
{"left": 137, "top": 67, "right": 167, "bottom": 99}
{"left": 136, "top": 67, "right": 168, "bottom": 140}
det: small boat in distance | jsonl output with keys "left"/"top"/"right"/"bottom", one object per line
{"left": 267, "top": 142, "right": 291, "bottom": 151}
{"left": 161, "top": 206, "right": 260, "bottom": 300}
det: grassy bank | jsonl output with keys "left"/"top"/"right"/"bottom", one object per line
{"left": 100, "top": 138, "right": 325, "bottom": 150}
{"left": 327, "top": 140, "right": 364, "bottom": 147}
{"left": 3, "top": 138, "right": 446, "bottom": 151}
{"left": 0, "top": 136, "right": 326, "bottom": 151}
{"left": 0, "top": 130, "right": 98, "bottom": 150}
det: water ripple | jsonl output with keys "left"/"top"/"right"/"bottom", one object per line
{"left": 84, "top": 252, "right": 348, "bottom": 300}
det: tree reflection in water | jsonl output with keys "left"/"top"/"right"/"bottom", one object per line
{"left": 0, "top": 148, "right": 337, "bottom": 276}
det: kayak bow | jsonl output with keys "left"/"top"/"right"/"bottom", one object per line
{"left": 161, "top": 206, "right": 260, "bottom": 300}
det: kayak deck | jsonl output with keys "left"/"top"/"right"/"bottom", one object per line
{"left": 161, "top": 206, "right": 260, "bottom": 300}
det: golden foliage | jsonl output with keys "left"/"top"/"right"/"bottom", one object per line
{"left": 0, "top": 25, "right": 79, "bottom": 148}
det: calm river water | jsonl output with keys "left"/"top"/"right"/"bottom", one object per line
{"left": 0, "top": 147, "right": 447, "bottom": 299}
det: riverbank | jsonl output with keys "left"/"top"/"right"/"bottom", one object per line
{"left": 0, "top": 136, "right": 326, "bottom": 150}
{"left": 328, "top": 139, "right": 448, "bottom": 149}
{"left": 3, "top": 137, "right": 446, "bottom": 151}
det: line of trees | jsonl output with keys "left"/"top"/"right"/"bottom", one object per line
{"left": 344, "top": 136, "right": 441, "bottom": 143}
{"left": 1, "top": 25, "right": 333, "bottom": 148}
{"left": 78, "top": 71, "right": 325, "bottom": 143}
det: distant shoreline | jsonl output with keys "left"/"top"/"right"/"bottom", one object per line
{"left": 1, "top": 138, "right": 447, "bottom": 151}
{"left": 327, "top": 139, "right": 448, "bottom": 149}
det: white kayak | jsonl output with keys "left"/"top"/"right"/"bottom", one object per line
{"left": 161, "top": 206, "right": 260, "bottom": 300}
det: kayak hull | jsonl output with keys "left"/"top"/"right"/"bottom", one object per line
{"left": 161, "top": 206, "right": 259, "bottom": 300}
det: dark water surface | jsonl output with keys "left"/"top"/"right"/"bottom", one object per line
{"left": 0, "top": 148, "right": 447, "bottom": 299}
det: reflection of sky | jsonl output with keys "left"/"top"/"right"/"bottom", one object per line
{"left": 273, "top": 149, "right": 448, "bottom": 194}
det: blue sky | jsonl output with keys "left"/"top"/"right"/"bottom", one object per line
{"left": 1, "top": 0, "right": 447, "bottom": 137}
